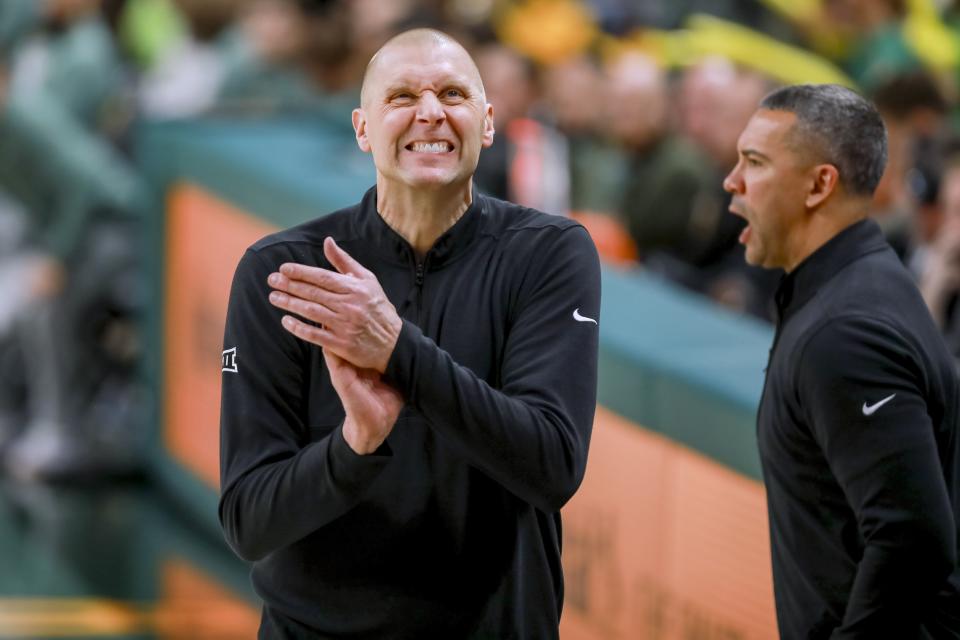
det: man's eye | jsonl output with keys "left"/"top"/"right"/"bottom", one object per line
{"left": 444, "top": 89, "right": 464, "bottom": 99}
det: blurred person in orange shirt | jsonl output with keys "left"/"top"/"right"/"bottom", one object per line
{"left": 472, "top": 41, "right": 569, "bottom": 215}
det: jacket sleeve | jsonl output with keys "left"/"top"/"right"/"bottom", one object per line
{"left": 383, "top": 225, "right": 600, "bottom": 513}
{"left": 218, "top": 248, "right": 391, "bottom": 562}
{"left": 796, "top": 316, "right": 957, "bottom": 638}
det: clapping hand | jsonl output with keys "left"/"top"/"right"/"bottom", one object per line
{"left": 268, "top": 237, "right": 405, "bottom": 454}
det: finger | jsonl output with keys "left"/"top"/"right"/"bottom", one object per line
{"left": 269, "top": 275, "right": 350, "bottom": 314}
{"left": 322, "top": 347, "right": 345, "bottom": 372}
{"left": 322, "top": 348, "right": 367, "bottom": 393}
{"left": 269, "top": 291, "right": 339, "bottom": 326}
{"left": 270, "top": 273, "right": 346, "bottom": 306}
{"left": 280, "top": 314, "right": 340, "bottom": 348}
{"left": 276, "top": 263, "right": 354, "bottom": 294}
{"left": 324, "top": 237, "right": 371, "bottom": 279}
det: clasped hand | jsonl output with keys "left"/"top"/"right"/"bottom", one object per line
{"left": 267, "top": 237, "right": 404, "bottom": 454}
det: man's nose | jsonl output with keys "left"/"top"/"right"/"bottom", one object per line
{"left": 723, "top": 165, "right": 742, "bottom": 194}
{"left": 416, "top": 92, "right": 445, "bottom": 124}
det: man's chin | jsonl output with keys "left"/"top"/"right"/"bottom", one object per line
{"left": 399, "top": 169, "right": 467, "bottom": 190}
{"left": 743, "top": 246, "right": 763, "bottom": 268}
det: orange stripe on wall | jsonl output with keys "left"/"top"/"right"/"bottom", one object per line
{"left": 164, "top": 183, "right": 276, "bottom": 489}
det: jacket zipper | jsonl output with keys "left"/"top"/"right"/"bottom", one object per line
{"left": 414, "top": 259, "right": 426, "bottom": 324}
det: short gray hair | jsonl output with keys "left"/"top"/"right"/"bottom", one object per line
{"left": 760, "top": 84, "right": 887, "bottom": 196}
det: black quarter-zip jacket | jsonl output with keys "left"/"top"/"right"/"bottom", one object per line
{"left": 218, "top": 187, "right": 600, "bottom": 639}
{"left": 759, "top": 219, "right": 960, "bottom": 639}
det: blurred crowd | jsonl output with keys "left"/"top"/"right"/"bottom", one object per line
{"left": 3, "top": 0, "right": 960, "bottom": 480}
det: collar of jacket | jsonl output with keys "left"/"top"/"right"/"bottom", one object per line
{"left": 351, "top": 185, "right": 487, "bottom": 268}
{"left": 774, "top": 217, "right": 890, "bottom": 317}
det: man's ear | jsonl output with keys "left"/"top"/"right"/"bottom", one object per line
{"left": 481, "top": 104, "right": 495, "bottom": 148}
{"left": 352, "top": 108, "right": 371, "bottom": 153}
{"left": 806, "top": 163, "right": 839, "bottom": 209}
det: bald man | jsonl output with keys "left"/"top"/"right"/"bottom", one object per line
{"left": 218, "top": 29, "right": 601, "bottom": 638}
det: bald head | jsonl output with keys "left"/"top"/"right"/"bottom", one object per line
{"left": 350, "top": 27, "right": 495, "bottom": 193}
{"left": 605, "top": 52, "right": 668, "bottom": 146}
{"left": 360, "top": 29, "right": 485, "bottom": 107}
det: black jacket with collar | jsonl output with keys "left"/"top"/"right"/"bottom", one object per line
{"left": 218, "top": 187, "right": 600, "bottom": 639}
{"left": 759, "top": 218, "right": 960, "bottom": 639}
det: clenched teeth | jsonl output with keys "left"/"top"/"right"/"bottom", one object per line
{"left": 408, "top": 141, "right": 452, "bottom": 153}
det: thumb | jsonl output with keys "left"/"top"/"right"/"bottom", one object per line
{"left": 324, "top": 237, "right": 367, "bottom": 278}
{"left": 322, "top": 347, "right": 345, "bottom": 372}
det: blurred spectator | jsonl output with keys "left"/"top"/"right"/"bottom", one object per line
{"left": 5, "top": 0, "right": 127, "bottom": 133}
{"left": 870, "top": 70, "right": 950, "bottom": 258}
{"left": 349, "top": 0, "right": 418, "bottom": 60}
{"left": 784, "top": 0, "right": 921, "bottom": 92}
{"left": 0, "top": 1, "right": 147, "bottom": 480}
{"left": 920, "top": 151, "right": 960, "bottom": 359}
{"left": 140, "top": 0, "right": 363, "bottom": 121}
{"left": 473, "top": 41, "right": 568, "bottom": 214}
{"left": 296, "top": 0, "right": 359, "bottom": 95}
{"left": 605, "top": 52, "right": 716, "bottom": 263}
{"left": 542, "top": 55, "right": 622, "bottom": 214}
{"left": 138, "top": 0, "right": 247, "bottom": 117}
{"left": 671, "top": 57, "right": 779, "bottom": 318}
{"left": 0, "top": 91, "right": 147, "bottom": 480}
{"left": 473, "top": 42, "right": 532, "bottom": 200}
{"left": 495, "top": 0, "right": 597, "bottom": 67}
{"left": 904, "top": 155, "right": 945, "bottom": 279}
{"left": 823, "top": 0, "right": 917, "bottom": 91}
{"left": 679, "top": 58, "right": 769, "bottom": 177}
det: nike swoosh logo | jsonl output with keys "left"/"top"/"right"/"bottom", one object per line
{"left": 573, "top": 308, "right": 597, "bottom": 324}
{"left": 862, "top": 393, "right": 896, "bottom": 416}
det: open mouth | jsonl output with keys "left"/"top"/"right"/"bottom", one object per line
{"left": 405, "top": 141, "right": 454, "bottom": 153}
{"left": 728, "top": 205, "right": 752, "bottom": 244}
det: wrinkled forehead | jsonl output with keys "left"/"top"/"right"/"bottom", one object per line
{"left": 362, "top": 40, "right": 484, "bottom": 104}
